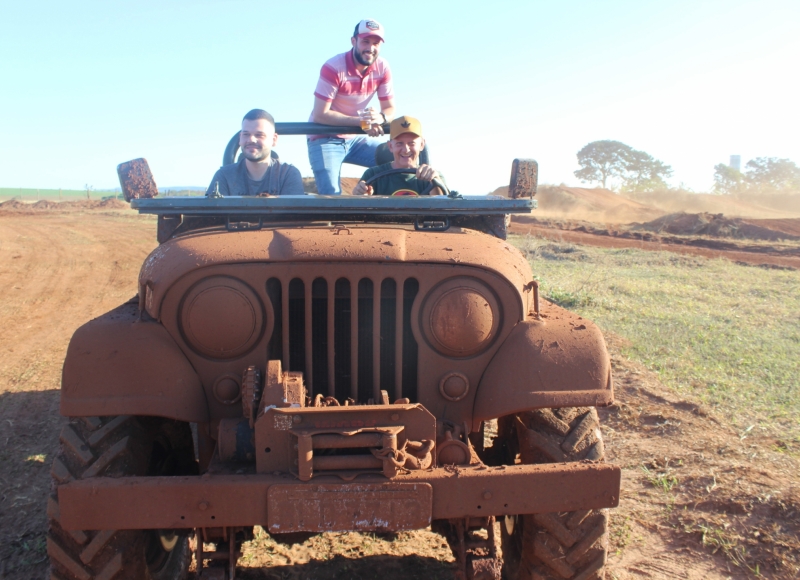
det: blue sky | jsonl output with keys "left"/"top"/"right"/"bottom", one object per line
{"left": 1, "top": 0, "right": 798, "bottom": 193}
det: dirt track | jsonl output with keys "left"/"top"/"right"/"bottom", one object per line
{"left": 0, "top": 208, "right": 798, "bottom": 578}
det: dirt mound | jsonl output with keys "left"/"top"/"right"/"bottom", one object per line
{"left": 494, "top": 184, "right": 800, "bottom": 223}
{"left": 0, "top": 198, "right": 131, "bottom": 213}
{"left": 749, "top": 218, "right": 800, "bottom": 238}
{"left": 302, "top": 177, "right": 359, "bottom": 195}
{"left": 624, "top": 190, "right": 800, "bottom": 219}
{"left": 30, "top": 200, "right": 61, "bottom": 210}
{"left": 635, "top": 212, "right": 800, "bottom": 241}
{"left": 495, "top": 184, "right": 666, "bottom": 223}
{"left": 0, "top": 199, "right": 30, "bottom": 210}
{"left": 73, "top": 198, "right": 129, "bottom": 210}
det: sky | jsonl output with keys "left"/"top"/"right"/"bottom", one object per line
{"left": 0, "top": 0, "right": 798, "bottom": 194}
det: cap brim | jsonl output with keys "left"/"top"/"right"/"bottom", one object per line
{"left": 390, "top": 130, "right": 422, "bottom": 140}
{"left": 358, "top": 32, "right": 384, "bottom": 42}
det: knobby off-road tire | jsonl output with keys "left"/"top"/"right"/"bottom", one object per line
{"left": 48, "top": 416, "right": 195, "bottom": 580}
{"left": 500, "top": 407, "right": 609, "bottom": 580}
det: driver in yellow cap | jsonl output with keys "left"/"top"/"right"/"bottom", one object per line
{"left": 352, "top": 116, "right": 446, "bottom": 196}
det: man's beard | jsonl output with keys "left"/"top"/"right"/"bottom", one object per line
{"left": 242, "top": 146, "right": 268, "bottom": 162}
{"left": 353, "top": 48, "right": 375, "bottom": 66}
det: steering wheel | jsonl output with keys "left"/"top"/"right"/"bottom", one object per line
{"left": 363, "top": 168, "right": 450, "bottom": 197}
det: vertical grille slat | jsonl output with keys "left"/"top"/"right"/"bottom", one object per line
{"left": 333, "top": 279, "right": 351, "bottom": 402}
{"left": 327, "top": 279, "right": 335, "bottom": 397}
{"left": 266, "top": 278, "right": 283, "bottom": 364}
{"left": 304, "top": 280, "right": 313, "bottom": 394}
{"left": 372, "top": 278, "right": 382, "bottom": 403}
{"left": 269, "top": 270, "right": 417, "bottom": 404}
{"left": 281, "top": 278, "right": 290, "bottom": 371}
{"left": 402, "top": 278, "right": 420, "bottom": 402}
{"left": 357, "top": 279, "right": 374, "bottom": 403}
{"left": 379, "top": 279, "right": 397, "bottom": 401}
{"left": 349, "top": 278, "right": 359, "bottom": 402}
{"left": 311, "top": 278, "right": 328, "bottom": 396}
{"left": 288, "top": 279, "right": 305, "bottom": 374}
{"left": 394, "top": 280, "right": 404, "bottom": 402}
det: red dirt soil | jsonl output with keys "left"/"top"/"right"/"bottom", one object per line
{"left": 302, "top": 177, "right": 359, "bottom": 194}
{"left": 633, "top": 212, "right": 800, "bottom": 241}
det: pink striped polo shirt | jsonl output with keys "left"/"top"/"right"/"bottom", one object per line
{"left": 308, "top": 50, "right": 393, "bottom": 139}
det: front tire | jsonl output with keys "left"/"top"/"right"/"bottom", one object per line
{"left": 48, "top": 416, "right": 194, "bottom": 580}
{"left": 500, "top": 407, "right": 609, "bottom": 580}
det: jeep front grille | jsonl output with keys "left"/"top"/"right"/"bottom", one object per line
{"left": 265, "top": 276, "right": 419, "bottom": 403}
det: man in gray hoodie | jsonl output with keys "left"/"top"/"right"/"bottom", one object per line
{"left": 206, "top": 109, "right": 305, "bottom": 196}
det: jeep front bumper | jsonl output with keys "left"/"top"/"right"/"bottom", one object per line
{"left": 59, "top": 462, "right": 620, "bottom": 532}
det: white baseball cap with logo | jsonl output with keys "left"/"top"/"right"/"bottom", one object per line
{"left": 354, "top": 19, "right": 385, "bottom": 42}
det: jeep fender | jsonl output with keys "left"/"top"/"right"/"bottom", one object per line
{"left": 473, "top": 306, "right": 613, "bottom": 425}
{"left": 61, "top": 301, "right": 208, "bottom": 422}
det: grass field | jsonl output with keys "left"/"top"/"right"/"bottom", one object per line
{"left": 0, "top": 187, "right": 205, "bottom": 201}
{"left": 0, "top": 187, "right": 93, "bottom": 200}
{"left": 509, "top": 234, "right": 800, "bottom": 445}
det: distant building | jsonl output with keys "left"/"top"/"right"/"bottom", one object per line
{"left": 730, "top": 155, "right": 741, "bottom": 171}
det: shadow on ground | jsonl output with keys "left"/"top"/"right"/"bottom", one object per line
{"left": 231, "top": 553, "right": 455, "bottom": 580}
{"left": 0, "top": 388, "right": 63, "bottom": 579}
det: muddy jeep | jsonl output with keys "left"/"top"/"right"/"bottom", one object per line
{"left": 48, "top": 124, "right": 619, "bottom": 580}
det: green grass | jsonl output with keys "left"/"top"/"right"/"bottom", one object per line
{"left": 641, "top": 465, "right": 679, "bottom": 493}
{"left": 510, "top": 235, "right": 800, "bottom": 442}
{"left": 0, "top": 187, "right": 205, "bottom": 201}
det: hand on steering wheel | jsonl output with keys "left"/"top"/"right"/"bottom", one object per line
{"left": 359, "top": 167, "right": 450, "bottom": 197}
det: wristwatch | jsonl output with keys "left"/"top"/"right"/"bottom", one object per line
{"left": 379, "top": 112, "right": 387, "bottom": 124}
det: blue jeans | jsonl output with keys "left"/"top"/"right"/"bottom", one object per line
{"left": 307, "top": 136, "right": 384, "bottom": 195}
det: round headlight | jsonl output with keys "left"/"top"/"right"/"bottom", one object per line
{"left": 180, "top": 276, "right": 264, "bottom": 359}
{"left": 421, "top": 277, "right": 501, "bottom": 358}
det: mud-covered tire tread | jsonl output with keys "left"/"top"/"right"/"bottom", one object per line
{"left": 501, "top": 407, "right": 609, "bottom": 580}
{"left": 48, "top": 416, "right": 192, "bottom": 580}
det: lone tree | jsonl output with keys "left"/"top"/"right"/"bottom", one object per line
{"left": 574, "top": 140, "right": 632, "bottom": 189}
{"left": 574, "top": 140, "right": 672, "bottom": 191}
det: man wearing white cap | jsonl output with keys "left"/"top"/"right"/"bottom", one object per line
{"left": 307, "top": 19, "right": 396, "bottom": 195}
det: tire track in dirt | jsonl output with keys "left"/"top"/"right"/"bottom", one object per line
{"left": 0, "top": 214, "right": 155, "bottom": 392}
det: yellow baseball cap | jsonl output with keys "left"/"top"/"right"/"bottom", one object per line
{"left": 390, "top": 116, "right": 423, "bottom": 140}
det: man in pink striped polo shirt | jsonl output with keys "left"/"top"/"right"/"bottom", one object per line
{"left": 307, "top": 19, "right": 396, "bottom": 195}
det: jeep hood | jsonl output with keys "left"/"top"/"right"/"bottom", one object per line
{"left": 139, "top": 225, "right": 533, "bottom": 319}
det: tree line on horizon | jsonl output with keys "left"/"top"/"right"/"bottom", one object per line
{"left": 713, "top": 157, "right": 800, "bottom": 195}
{"left": 573, "top": 139, "right": 800, "bottom": 195}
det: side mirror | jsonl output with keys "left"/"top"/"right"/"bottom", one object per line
{"left": 508, "top": 159, "right": 538, "bottom": 199}
{"left": 117, "top": 158, "right": 158, "bottom": 202}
